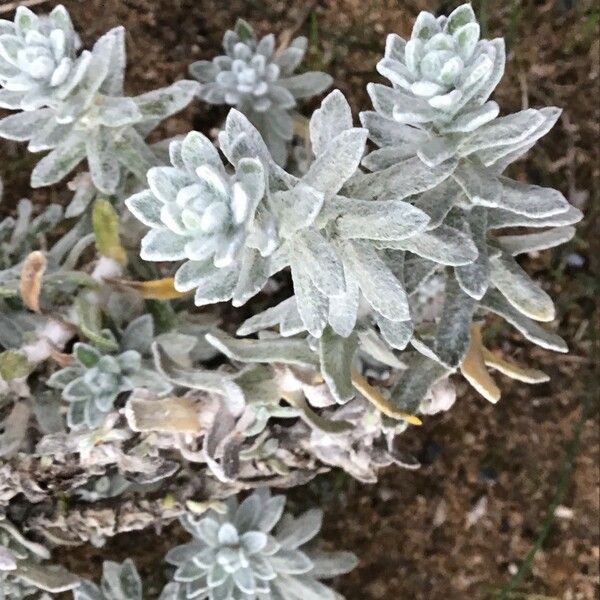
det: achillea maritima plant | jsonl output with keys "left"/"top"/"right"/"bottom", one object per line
{"left": 0, "top": 3, "right": 582, "bottom": 598}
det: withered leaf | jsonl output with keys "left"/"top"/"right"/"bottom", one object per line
{"left": 19, "top": 250, "right": 47, "bottom": 312}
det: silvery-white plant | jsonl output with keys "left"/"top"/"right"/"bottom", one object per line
{"left": 125, "top": 129, "right": 278, "bottom": 309}
{"left": 0, "top": 5, "right": 198, "bottom": 194}
{"left": 164, "top": 489, "right": 357, "bottom": 600}
{"left": 73, "top": 559, "right": 142, "bottom": 600}
{"left": 350, "top": 2, "right": 583, "bottom": 408}
{"left": 190, "top": 18, "right": 332, "bottom": 165}
{"left": 128, "top": 67, "right": 581, "bottom": 411}
{"left": 0, "top": 518, "right": 79, "bottom": 598}
{"left": 373, "top": 4, "right": 501, "bottom": 126}
{"left": 127, "top": 91, "right": 439, "bottom": 350}
{"left": 0, "top": 5, "right": 84, "bottom": 111}
{"left": 0, "top": 0, "right": 585, "bottom": 592}
{"left": 47, "top": 315, "right": 172, "bottom": 429}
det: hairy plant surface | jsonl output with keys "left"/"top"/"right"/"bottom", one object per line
{"left": 0, "top": 3, "right": 583, "bottom": 598}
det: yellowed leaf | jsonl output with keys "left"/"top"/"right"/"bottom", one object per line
{"left": 186, "top": 499, "right": 228, "bottom": 515}
{"left": 107, "top": 277, "right": 193, "bottom": 300}
{"left": 19, "top": 250, "right": 47, "bottom": 312}
{"left": 0, "top": 350, "right": 30, "bottom": 380}
{"left": 351, "top": 371, "right": 422, "bottom": 425}
{"left": 481, "top": 348, "right": 549, "bottom": 384}
{"left": 460, "top": 324, "right": 501, "bottom": 403}
{"left": 92, "top": 198, "right": 127, "bottom": 265}
{"left": 125, "top": 396, "right": 204, "bottom": 433}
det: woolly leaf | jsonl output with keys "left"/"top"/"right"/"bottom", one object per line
{"left": 494, "top": 177, "right": 570, "bottom": 218}
{"left": 30, "top": 131, "right": 87, "bottom": 188}
{"left": 376, "top": 316, "right": 414, "bottom": 351}
{"left": 133, "top": 80, "right": 199, "bottom": 121}
{"left": 290, "top": 260, "right": 329, "bottom": 338}
{"left": 459, "top": 109, "right": 545, "bottom": 155}
{"left": 310, "top": 89, "right": 353, "bottom": 156}
{"left": 319, "top": 327, "right": 358, "bottom": 403}
{"left": 434, "top": 274, "right": 477, "bottom": 367}
{"left": 291, "top": 229, "right": 345, "bottom": 297}
{"left": 303, "top": 128, "right": 368, "bottom": 197}
{"left": 490, "top": 253, "right": 555, "bottom": 322}
{"left": 487, "top": 205, "right": 582, "bottom": 229}
{"left": 334, "top": 199, "right": 429, "bottom": 242}
{"left": 455, "top": 207, "right": 490, "bottom": 299}
{"left": 339, "top": 240, "right": 410, "bottom": 321}
{"left": 390, "top": 354, "right": 450, "bottom": 414}
{"left": 497, "top": 226, "right": 575, "bottom": 256}
{"left": 206, "top": 330, "right": 319, "bottom": 368}
{"left": 398, "top": 224, "right": 478, "bottom": 266}
{"left": 152, "top": 342, "right": 245, "bottom": 416}
{"left": 480, "top": 289, "right": 567, "bottom": 352}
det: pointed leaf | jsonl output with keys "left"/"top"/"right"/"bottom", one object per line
{"left": 459, "top": 109, "right": 545, "bottom": 155}
{"left": 310, "top": 89, "right": 353, "bottom": 156}
{"left": 494, "top": 177, "right": 570, "bottom": 218}
{"left": 31, "top": 132, "right": 87, "bottom": 188}
{"left": 339, "top": 240, "right": 410, "bottom": 321}
{"left": 303, "top": 128, "right": 367, "bottom": 197}
{"left": 291, "top": 229, "right": 345, "bottom": 296}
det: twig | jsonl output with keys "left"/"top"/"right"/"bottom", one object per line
{"left": 276, "top": 0, "right": 319, "bottom": 56}
{"left": 287, "top": 0, "right": 319, "bottom": 41}
{"left": 518, "top": 71, "right": 529, "bottom": 110}
{"left": 506, "top": 0, "right": 523, "bottom": 52}
{"left": 0, "top": 0, "right": 50, "bottom": 14}
{"left": 478, "top": 0, "right": 489, "bottom": 38}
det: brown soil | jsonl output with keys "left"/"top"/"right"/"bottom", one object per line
{"left": 1, "top": 1, "right": 598, "bottom": 599}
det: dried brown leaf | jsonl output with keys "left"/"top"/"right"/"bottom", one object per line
{"left": 460, "top": 324, "right": 501, "bottom": 403}
{"left": 481, "top": 348, "right": 549, "bottom": 384}
{"left": 352, "top": 371, "right": 422, "bottom": 425}
{"left": 19, "top": 251, "right": 47, "bottom": 312}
